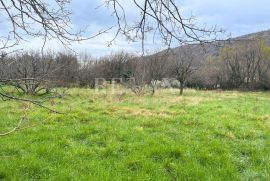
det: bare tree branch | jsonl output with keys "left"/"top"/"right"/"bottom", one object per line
{"left": 0, "top": 0, "right": 111, "bottom": 52}
{"left": 105, "top": 0, "right": 224, "bottom": 53}
{"left": 0, "top": 90, "right": 62, "bottom": 114}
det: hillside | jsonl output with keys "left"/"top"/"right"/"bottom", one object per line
{"left": 156, "top": 29, "right": 270, "bottom": 61}
{"left": 235, "top": 29, "right": 270, "bottom": 44}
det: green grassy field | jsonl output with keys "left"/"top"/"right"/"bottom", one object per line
{"left": 0, "top": 88, "right": 270, "bottom": 180}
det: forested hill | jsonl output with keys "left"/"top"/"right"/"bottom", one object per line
{"left": 156, "top": 29, "right": 270, "bottom": 59}
{"left": 235, "top": 29, "right": 270, "bottom": 44}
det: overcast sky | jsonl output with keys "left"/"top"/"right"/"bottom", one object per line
{"left": 3, "top": 0, "right": 270, "bottom": 57}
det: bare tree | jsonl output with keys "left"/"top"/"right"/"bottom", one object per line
{"left": 77, "top": 53, "right": 94, "bottom": 87}
{"left": 170, "top": 45, "right": 197, "bottom": 95}
{"left": 121, "top": 57, "right": 149, "bottom": 96}
{"left": 0, "top": 0, "right": 103, "bottom": 110}
{"left": 143, "top": 52, "right": 168, "bottom": 95}
{"left": 189, "top": 54, "right": 226, "bottom": 90}
{"left": 2, "top": 51, "right": 55, "bottom": 94}
{"left": 100, "top": 51, "right": 132, "bottom": 82}
{"left": 0, "top": 51, "right": 80, "bottom": 94}
{"left": 218, "top": 39, "right": 270, "bottom": 89}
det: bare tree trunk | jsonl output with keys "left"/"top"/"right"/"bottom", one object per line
{"left": 179, "top": 82, "right": 184, "bottom": 95}
{"left": 151, "top": 86, "right": 155, "bottom": 96}
{"left": 180, "top": 87, "right": 183, "bottom": 95}
{"left": 150, "top": 80, "right": 156, "bottom": 96}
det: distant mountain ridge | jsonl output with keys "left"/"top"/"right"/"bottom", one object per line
{"left": 234, "top": 29, "right": 270, "bottom": 44}
{"left": 155, "top": 29, "right": 270, "bottom": 61}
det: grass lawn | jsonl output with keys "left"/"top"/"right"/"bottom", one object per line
{"left": 0, "top": 88, "right": 270, "bottom": 180}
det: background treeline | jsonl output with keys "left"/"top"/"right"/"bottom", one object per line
{"left": 1, "top": 39, "right": 270, "bottom": 95}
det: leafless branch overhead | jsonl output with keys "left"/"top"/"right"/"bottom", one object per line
{"left": 105, "top": 0, "right": 224, "bottom": 52}
{"left": 0, "top": 0, "right": 111, "bottom": 52}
